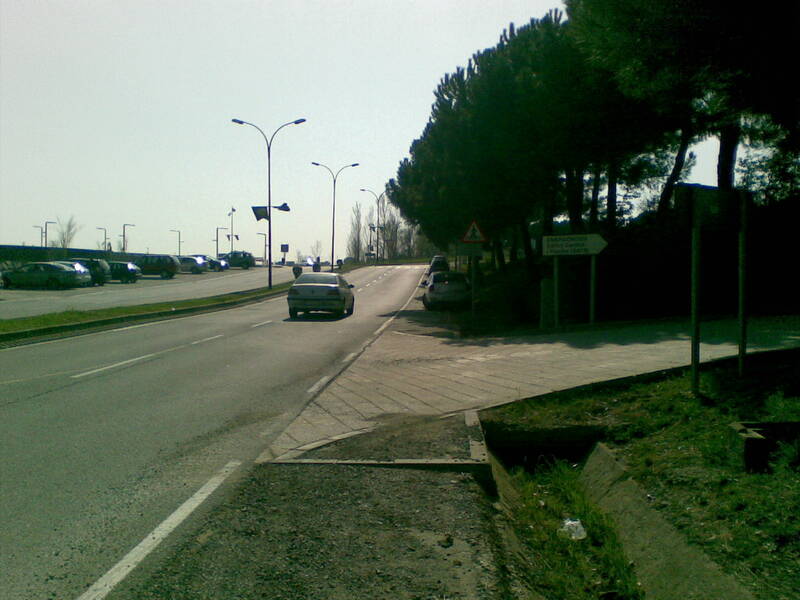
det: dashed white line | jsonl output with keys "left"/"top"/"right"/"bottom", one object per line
{"left": 75, "top": 460, "right": 241, "bottom": 600}
{"left": 190, "top": 334, "right": 224, "bottom": 345}
{"left": 71, "top": 354, "right": 158, "bottom": 378}
{"left": 251, "top": 320, "right": 273, "bottom": 328}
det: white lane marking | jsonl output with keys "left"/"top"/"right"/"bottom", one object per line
{"left": 190, "top": 334, "right": 224, "bottom": 345}
{"left": 75, "top": 460, "right": 241, "bottom": 600}
{"left": 251, "top": 320, "right": 273, "bottom": 328}
{"left": 111, "top": 322, "right": 160, "bottom": 332}
{"left": 372, "top": 270, "right": 427, "bottom": 337}
{"left": 70, "top": 344, "right": 188, "bottom": 378}
{"left": 70, "top": 354, "right": 157, "bottom": 378}
{"left": 307, "top": 376, "right": 330, "bottom": 395}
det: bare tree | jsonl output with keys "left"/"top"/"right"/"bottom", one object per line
{"left": 54, "top": 215, "right": 81, "bottom": 248}
{"left": 310, "top": 240, "right": 323, "bottom": 262}
{"left": 347, "top": 202, "right": 363, "bottom": 262}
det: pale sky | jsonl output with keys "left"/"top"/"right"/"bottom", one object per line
{"left": 0, "top": 0, "right": 718, "bottom": 260}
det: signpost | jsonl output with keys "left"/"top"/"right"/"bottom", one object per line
{"left": 461, "top": 221, "right": 486, "bottom": 319}
{"left": 543, "top": 233, "right": 607, "bottom": 328}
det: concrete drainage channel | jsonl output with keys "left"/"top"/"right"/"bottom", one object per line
{"left": 480, "top": 418, "right": 756, "bottom": 600}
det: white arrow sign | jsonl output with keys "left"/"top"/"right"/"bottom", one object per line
{"left": 543, "top": 234, "right": 607, "bottom": 256}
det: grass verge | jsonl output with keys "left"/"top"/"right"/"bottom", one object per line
{"left": 0, "top": 283, "right": 292, "bottom": 335}
{"left": 484, "top": 351, "right": 800, "bottom": 600}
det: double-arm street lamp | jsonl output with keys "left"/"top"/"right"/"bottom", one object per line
{"left": 122, "top": 223, "right": 135, "bottom": 253}
{"left": 44, "top": 220, "right": 57, "bottom": 248}
{"left": 312, "top": 162, "right": 359, "bottom": 271}
{"left": 97, "top": 227, "right": 108, "bottom": 251}
{"left": 214, "top": 227, "right": 228, "bottom": 258}
{"left": 231, "top": 117, "right": 306, "bottom": 289}
{"left": 360, "top": 188, "right": 384, "bottom": 264}
{"left": 170, "top": 229, "right": 182, "bottom": 256}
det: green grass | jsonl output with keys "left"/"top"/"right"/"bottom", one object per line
{"left": 0, "top": 283, "right": 292, "bottom": 335}
{"left": 485, "top": 353, "right": 800, "bottom": 600}
{"left": 508, "top": 461, "right": 644, "bottom": 599}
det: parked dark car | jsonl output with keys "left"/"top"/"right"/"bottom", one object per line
{"left": 108, "top": 260, "right": 141, "bottom": 283}
{"left": 192, "top": 254, "right": 228, "bottom": 271}
{"left": 133, "top": 254, "right": 180, "bottom": 279}
{"left": 68, "top": 257, "right": 111, "bottom": 286}
{"left": 1, "top": 261, "right": 91, "bottom": 289}
{"left": 220, "top": 251, "right": 255, "bottom": 269}
{"left": 178, "top": 255, "right": 209, "bottom": 274}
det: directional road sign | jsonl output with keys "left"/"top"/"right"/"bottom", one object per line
{"left": 543, "top": 234, "right": 607, "bottom": 256}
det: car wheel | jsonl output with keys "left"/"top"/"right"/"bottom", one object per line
{"left": 346, "top": 300, "right": 354, "bottom": 316}
{"left": 289, "top": 308, "right": 298, "bottom": 319}
{"left": 160, "top": 270, "right": 170, "bottom": 279}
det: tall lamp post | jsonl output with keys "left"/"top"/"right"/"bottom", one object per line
{"left": 44, "top": 220, "right": 57, "bottom": 248}
{"left": 96, "top": 227, "right": 108, "bottom": 252}
{"left": 122, "top": 223, "right": 135, "bottom": 253}
{"left": 312, "top": 162, "right": 359, "bottom": 271}
{"left": 360, "top": 188, "right": 384, "bottom": 264}
{"left": 215, "top": 227, "right": 228, "bottom": 258}
{"left": 170, "top": 229, "right": 182, "bottom": 256}
{"left": 231, "top": 117, "right": 306, "bottom": 289}
{"left": 257, "top": 232, "right": 267, "bottom": 266}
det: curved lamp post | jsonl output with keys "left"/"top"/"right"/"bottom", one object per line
{"left": 44, "top": 220, "right": 57, "bottom": 248}
{"left": 360, "top": 188, "right": 384, "bottom": 264}
{"left": 312, "top": 162, "right": 359, "bottom": 271}
{"left": 170, "top": 229, "right": 182, "bottom": 256}
{"left": 231, "top": 117, "right": 306, "bottom": 289}
{"left": 122, "top": 223, "right": 135, "bottom": 253}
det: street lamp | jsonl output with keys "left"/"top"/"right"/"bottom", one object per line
{"left": 360, "top": 188, "right": 384, "bottom": 264}
{"left": 312, "top": 162, "right": 359, "bottom": 271}
{"left": 231, "top": 116, "right": 306, "bottom": 289}
{"left": 214, "top": 227, "right": 228, "bottom": 258}
{"left": 122, "top": 223, "right": 135, "bottom": 253}
{"left": 170, "top": 229, "right": 182, "bottom": 256}
{"left": 96, "top": 227, "right": 108, "bottom": 252}
{"left": 33, "top": 225, "right": 43, "bottom": 246}
{"left": 44, "top": 220, "right": 56, "bottom": 248}
{"left": 257, "top": 232, "right": 267, "bottom": 266}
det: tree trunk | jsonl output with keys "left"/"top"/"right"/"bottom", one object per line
{"left": 606, "top": 161, "right": 618, "bottom": 232}
{"left": 717, "top": 118, "right": 741, "bottom": 191}
{"left": 589, "top": 165, "right": 601, "bottom": 230}
{"left": 657, "top": 125, "right": 692, "bottom": 216}
{"left": 494, "top": 238, "right": 507, "bottom": 273}
{"left": 565, "top": 168, "right": 586, "bottom": 233}
{"left": 519, "top": 219, "right": 536, "bottom": 284}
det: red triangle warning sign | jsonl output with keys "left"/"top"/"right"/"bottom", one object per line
{"left": 462, "top": 220, "right": 485, "bottom": 243}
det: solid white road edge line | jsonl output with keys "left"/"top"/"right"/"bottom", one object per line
{"left": 307, "top": 376, "right": 330, "bottom": 395}
{"left": 75, "top": 460, "right": 242, "bottom": 600}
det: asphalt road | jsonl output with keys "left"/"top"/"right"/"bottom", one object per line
{"left": 0, "top": 265, "right": 300, "bottom": 320}
{"left": 0, "top": 265, "right": 426, "bottom": 600}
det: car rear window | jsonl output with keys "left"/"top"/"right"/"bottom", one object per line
{"left": 296, "top": 273, "right": 337, "bottom": 284}
{"left": 432, "top": 272, "right": 467, "bottom": 283}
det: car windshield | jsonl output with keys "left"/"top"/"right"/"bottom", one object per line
{"left": 295, "top": 273, "right": 337, "bottom": 284}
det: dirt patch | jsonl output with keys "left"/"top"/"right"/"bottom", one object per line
{"left": 115, "top": 463, "right": 511, "bottom": 600}
{"left": 305, "top": 413, "right": 482, "bottom": 461}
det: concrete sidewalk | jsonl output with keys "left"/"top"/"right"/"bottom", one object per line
{"left": 261, "top": 301, "right": 800, "bottom": 463}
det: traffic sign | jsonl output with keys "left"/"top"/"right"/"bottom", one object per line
{"left": 462, "top": 220, "right": 486, "bottom": 243}
{"left": 543, "top": 234, "right": 607, "bottom": 256}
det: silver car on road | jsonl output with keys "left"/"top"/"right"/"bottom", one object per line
{"left": 287, "top": 272, "right": 355, "bottom": 318}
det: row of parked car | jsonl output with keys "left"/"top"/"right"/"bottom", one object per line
{"left": 421, "top": 255, "right": 471, "bottom": 311}
{"left": 0, "top": 251, "right": 257, "bottom": 289}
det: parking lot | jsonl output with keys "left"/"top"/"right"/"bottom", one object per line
{"left": 0, "top": 265, "right": 302, "bottom": 320}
